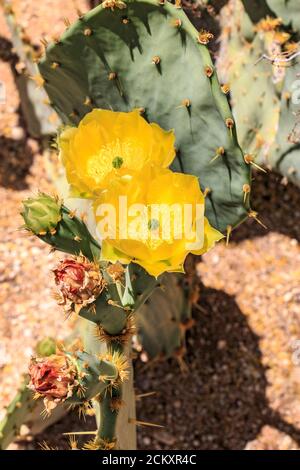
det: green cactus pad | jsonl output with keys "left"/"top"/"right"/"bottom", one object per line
{"left": 219, "top": 0, "right": 300, "bottom": 186}
{"left": 38, "top": 0, "right": 251, "bottom": 233}
{"left": 136, "top": 273, "right": 192, "bottom": 359}
{"left": 269, "top": 62, "right": 300, "bottom": 185}
{"left": 218, "top": 1, "right": 282, "bottom": 163}
{"left": 68, "top": 350, "right": 119, "bottom": 403}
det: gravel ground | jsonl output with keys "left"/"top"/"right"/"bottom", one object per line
{"left": 1, "top": 0, "right": 300, "bottom": 451}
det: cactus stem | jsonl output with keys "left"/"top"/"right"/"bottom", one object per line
{"left": 94, "top": 315, "right": 136, "bottom": 346}
{"left": 110, "top": 397, "right": 124, "bottom": 411}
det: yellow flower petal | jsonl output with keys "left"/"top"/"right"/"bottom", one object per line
{"left": 94, "top": 166, "right": 223, "bottom": 277}
{"left": 101, "top": 240, "right": 132, "bottom": 265}
{"left": 58, "top": 109, "right": 176, "bottom": 195}
{"left": 192, "top": 218, "right": 224, "bottom": 255}
{"left": 149, "top": 122, "right": 176, "bottom": 167}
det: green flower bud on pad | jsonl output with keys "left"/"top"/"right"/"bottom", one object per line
{"left": 35, "top": 337, "right": 57, "bottom": 357}
{"left": 21, "top": 193, "right": 62, "bottom": 235}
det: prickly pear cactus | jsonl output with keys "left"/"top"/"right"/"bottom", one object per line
{"left": 37, "top": 0, "right": 251, "bottom": 233}
{"left": 20, "top": 194, "right": 162, "bottom": 450}
{"left": 1, "top": 0, "right": 59, "bottom": 138}
{"left": 14, "top": 0, "right": 254, "bottom": 452}
{"left": 269, "top": 59, "right": 300, "bottom": 185}
{"left": 218, "top": 0, "right": 300, "bottom": 186}
{"left": 218, "top": 0, "right": 282, "bottom": 165}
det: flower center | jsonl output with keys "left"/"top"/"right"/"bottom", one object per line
{"left": 112, "top": 156, "right": 124, "bottom": 169}
{"left": 148, "top": 218, "right": 160, "bottom": 231}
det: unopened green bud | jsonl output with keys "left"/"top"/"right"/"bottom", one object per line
{"left": 21, "top": 193, "right": 62, "bottom": 235}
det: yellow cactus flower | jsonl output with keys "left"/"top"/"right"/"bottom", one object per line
{"left": 93, "top": 166, "right": 223, "bottom": 277}
{"left": 58, "top": 109, "right": 176, "bottom": 197}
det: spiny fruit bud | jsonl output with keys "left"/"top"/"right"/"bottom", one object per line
{"left": 28, "top": 353, "right": 77, "bottom": 413}
{"left": 53, "top": 256, "right": 106, "bottom": 315}
{"left": 21, "top": 193, "right": 62, "bottom": 235}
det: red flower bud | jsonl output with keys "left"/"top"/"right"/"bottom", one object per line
{"left": 29, "top": 353, "right": 77, "bottom": 412}
{"left": 53, "top": 256, "right": 105, "bottom": 314}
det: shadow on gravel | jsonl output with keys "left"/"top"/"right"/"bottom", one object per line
{"left": 232, "top": 170, "right": 300, "bottom": 244}
{"left": 0, "top": 36, "right": 35, "bottom": 190}
{"left": 135, "top": 284, "right": 300, "bottom": 450}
